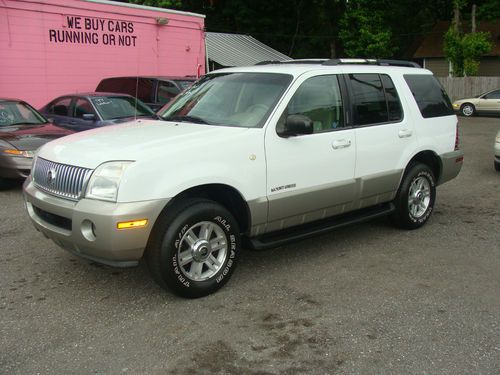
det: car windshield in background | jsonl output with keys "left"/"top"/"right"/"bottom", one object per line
{"left": 159, "top": 73, "right": 293, "bottom": 128}
{"left": 0, "top": 101, "right": 47, "bottom": 127}
{"left": 90, "top": 96, "right": 155, "bottom": 121}
{"left": 175, "top": 80, "right": 195, "bottom": 89}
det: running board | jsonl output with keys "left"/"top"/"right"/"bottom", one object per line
{"left": 247, "top": 202, "right": 395, "bottom": 250}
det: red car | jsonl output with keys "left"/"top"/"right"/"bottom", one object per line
{"left": 0, "top": 98, "right": 73, "bottom": 189}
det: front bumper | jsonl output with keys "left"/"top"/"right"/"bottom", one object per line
{"left": 439, "top": 150, "right": 464, "bottom": 185}
{"left": 23, "top": 177, "right": 169, "bottom": 267}
{"left": 0, "top": 155, "right": 32, "bottom": 179}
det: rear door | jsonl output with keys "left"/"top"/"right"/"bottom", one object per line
{"left": 348, "top": 73, "right": 416, "bottom": 208}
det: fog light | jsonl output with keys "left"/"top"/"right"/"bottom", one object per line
{"left": 117, "top": 219, "right": 148, "bottom": 230}
{"left": 81, "top": 219, "right": 97, "bottom": 241}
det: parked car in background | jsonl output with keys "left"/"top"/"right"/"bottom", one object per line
{"left": 452, "top": 88, "right": 500, "bottom": 117}
{"left": 0, "top": 98, "right": 73, "bottom": 188}
{"left": 39, "top": 93, "right": 157, "bottom": 132}
{"left": 495, "top": 129, "right": 500, "bottom": 171}
{"left": 96, "top": 76, "right": 196, "bottom": 111}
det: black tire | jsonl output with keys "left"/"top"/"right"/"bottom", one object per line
{"left": 0, "top": 177, "right": 13, "bottom": 191}
{"left": 145, "top": 198, "right": 240, "bottom": 298}
{"left": 460, "top": 103, "right": 475, "bottom": 117}
{"left": 390, "top": 163, "right": 436, "bottom": 230}
{"left": 495, "top": 161, "right": 500, "bottom": 172}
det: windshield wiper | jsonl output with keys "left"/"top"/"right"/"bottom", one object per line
{"left": 163, "top": 115, "right": 209, "bottom": 124}
{"left": 5, "top": 122, "right": 43, "bottom": 126}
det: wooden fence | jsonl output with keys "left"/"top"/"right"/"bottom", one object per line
{"left": 437, "top": 77, "right": 500, "bottom": 102}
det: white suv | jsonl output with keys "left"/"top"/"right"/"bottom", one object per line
{"left": 24, "top": 59, "right": 463, "bottom": 298}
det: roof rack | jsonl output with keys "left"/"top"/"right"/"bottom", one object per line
{"left": 322, "top": 58, "right": 421, "bottom": 68}
{"left": 255, "top": 59, "right": 327, "bottom": 65}
{"left": 255, "top": 58, "right": 421, "bottom": 68}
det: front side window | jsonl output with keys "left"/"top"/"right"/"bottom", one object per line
{"left": 157, "top": 81, "right": 179, "bottom": 105}
{"left": 49, "top": 98, "right": 71, "bottom": 116}
{"left": 404, "top": 74, "right": 454, "bottom": 118}
{"left": 159, "top": 73, "right": 292, "bottom": 128}
{"left": 283, "top": 75, "right": 344, "bottom": 133}
{"left": 73, "top": 99, "right": 96, "bottom": 119}
{"left": 484, "top": 90, "right": 500, "bottom": 99}
{"left": 90, "top": 96, "right": 155, "bottom": 120}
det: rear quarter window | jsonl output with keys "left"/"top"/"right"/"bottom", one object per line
{"left": 404, "top": 75, "right": 454, "bottom": 118}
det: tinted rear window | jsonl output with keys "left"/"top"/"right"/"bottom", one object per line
{"left": 97, "top": 78, "right": 153, "bottom": 103}
{"left": 404, "top": 75, "right": 454, "bottom": 118}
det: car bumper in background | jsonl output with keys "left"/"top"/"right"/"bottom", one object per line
{"left": 0, "top": 155, "right": 33, "bottom": 179}
{"left": 23, "top": 177, "right": 169, "bottom": 267}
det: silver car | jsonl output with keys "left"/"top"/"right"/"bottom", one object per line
{"left": 453, "top": 88, "right": 500, "bottom": 117}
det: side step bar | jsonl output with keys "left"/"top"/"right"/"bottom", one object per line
{"left": 247, "top": 202, "right": 395, "bottom": 251}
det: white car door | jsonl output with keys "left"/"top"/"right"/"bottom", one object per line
{"left": 264, "top": 73, "right": 357, "bottom": 233}
{"left": 348, "top": 73, "right": 417, "bottom": 208}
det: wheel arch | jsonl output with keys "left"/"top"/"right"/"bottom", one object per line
{"left": 404, "top": 150, "right": 442, "bottom": 182}
{"left": 159, "top": 183, "right": 252, "bottom": 235}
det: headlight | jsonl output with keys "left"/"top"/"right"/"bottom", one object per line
{"left": 85, "top": 161, "right": 133, "bottom": 202}
{"left": 3, "top": 149, "right": 35, "bottom": 158}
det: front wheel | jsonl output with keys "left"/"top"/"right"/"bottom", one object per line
{"left": 390, "top": 163, "right": 436, "bottom": 230}
{"left": 146, "top": 199, "right": 240, "bottom": 298}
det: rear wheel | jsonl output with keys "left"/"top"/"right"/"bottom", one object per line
{"left": 146, "top": 198, "right": 240, "bottom": 298}
{"left": 391, "top": 163, "right": 436, "bottom": 229}
{"left": 460, "top": 103, "right": 475, "bottom": 117}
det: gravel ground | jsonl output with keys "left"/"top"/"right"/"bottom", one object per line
{"left": 1, "top": 116, "right": 499, "bottom": 374}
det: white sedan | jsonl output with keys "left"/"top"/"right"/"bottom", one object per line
{"left": 453, "top": 89, "right": 500, "bottom": 117}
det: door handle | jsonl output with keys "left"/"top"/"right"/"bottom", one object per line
{"left": 332, "top": 139, "right": 351, "bottom": 149}
{"left": 398, "top": 129, "right": 413, "bottom": 138}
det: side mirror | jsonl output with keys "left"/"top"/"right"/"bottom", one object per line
{"left": 82, "top": 113, "right": 96, "bottom": 121}
{"left": 278, "top": 114, "right": 314, "bottom": 137}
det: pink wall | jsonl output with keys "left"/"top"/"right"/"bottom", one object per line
{"left": 0, "top": 0, "right": 205, "bottom": 108}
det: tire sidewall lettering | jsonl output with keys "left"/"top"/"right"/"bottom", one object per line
{"left": 169, "top": 214, "right": 238, "bottom": 289}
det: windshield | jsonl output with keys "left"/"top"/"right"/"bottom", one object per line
{"left": 90, "top": 96, "right": 155, "bottom": 120}
{"left": 0, "top": 101, "right": 47, "bottom": 127}
{"left": 159, "top": 73, "right": 293, "bottom": 128}
{"left": 175, "top": 80, "right": 195, "bottom": 90}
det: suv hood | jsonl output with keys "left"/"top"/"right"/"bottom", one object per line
{"left": 37, "top": 119, "right": 250, "bottom": 169}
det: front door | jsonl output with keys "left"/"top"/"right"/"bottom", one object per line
{"left": 264, "top": 74, "right": 357, "bottom": 233}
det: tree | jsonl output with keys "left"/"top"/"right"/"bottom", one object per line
{"left": 443, "top": 0, "right": 493, "bottom": 76}
{"left": 338, "top": 0, "right": 395, "bottom": 58}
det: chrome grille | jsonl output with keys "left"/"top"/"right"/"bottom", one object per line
{"left": 33, "top": 157, "right": 93, "bottom": 200}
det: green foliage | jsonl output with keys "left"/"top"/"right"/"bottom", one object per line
{"left": 444, "top": 28, "right": 493, "bottom": 76}
{"left": 444, "top": 27, "right": 464, "bottom": 76}
{"left": 339, "top": 1, "right": 395, "bottom": 58}
{"left": 462, "top": 32, "right": 493, "bottom": 75}
{"left": 129, "top": 0, "right": 182, "bottom": 9}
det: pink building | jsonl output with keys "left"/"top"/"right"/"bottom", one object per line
{"left": 0, "top": 0, "right": 206, "bottom": 107}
